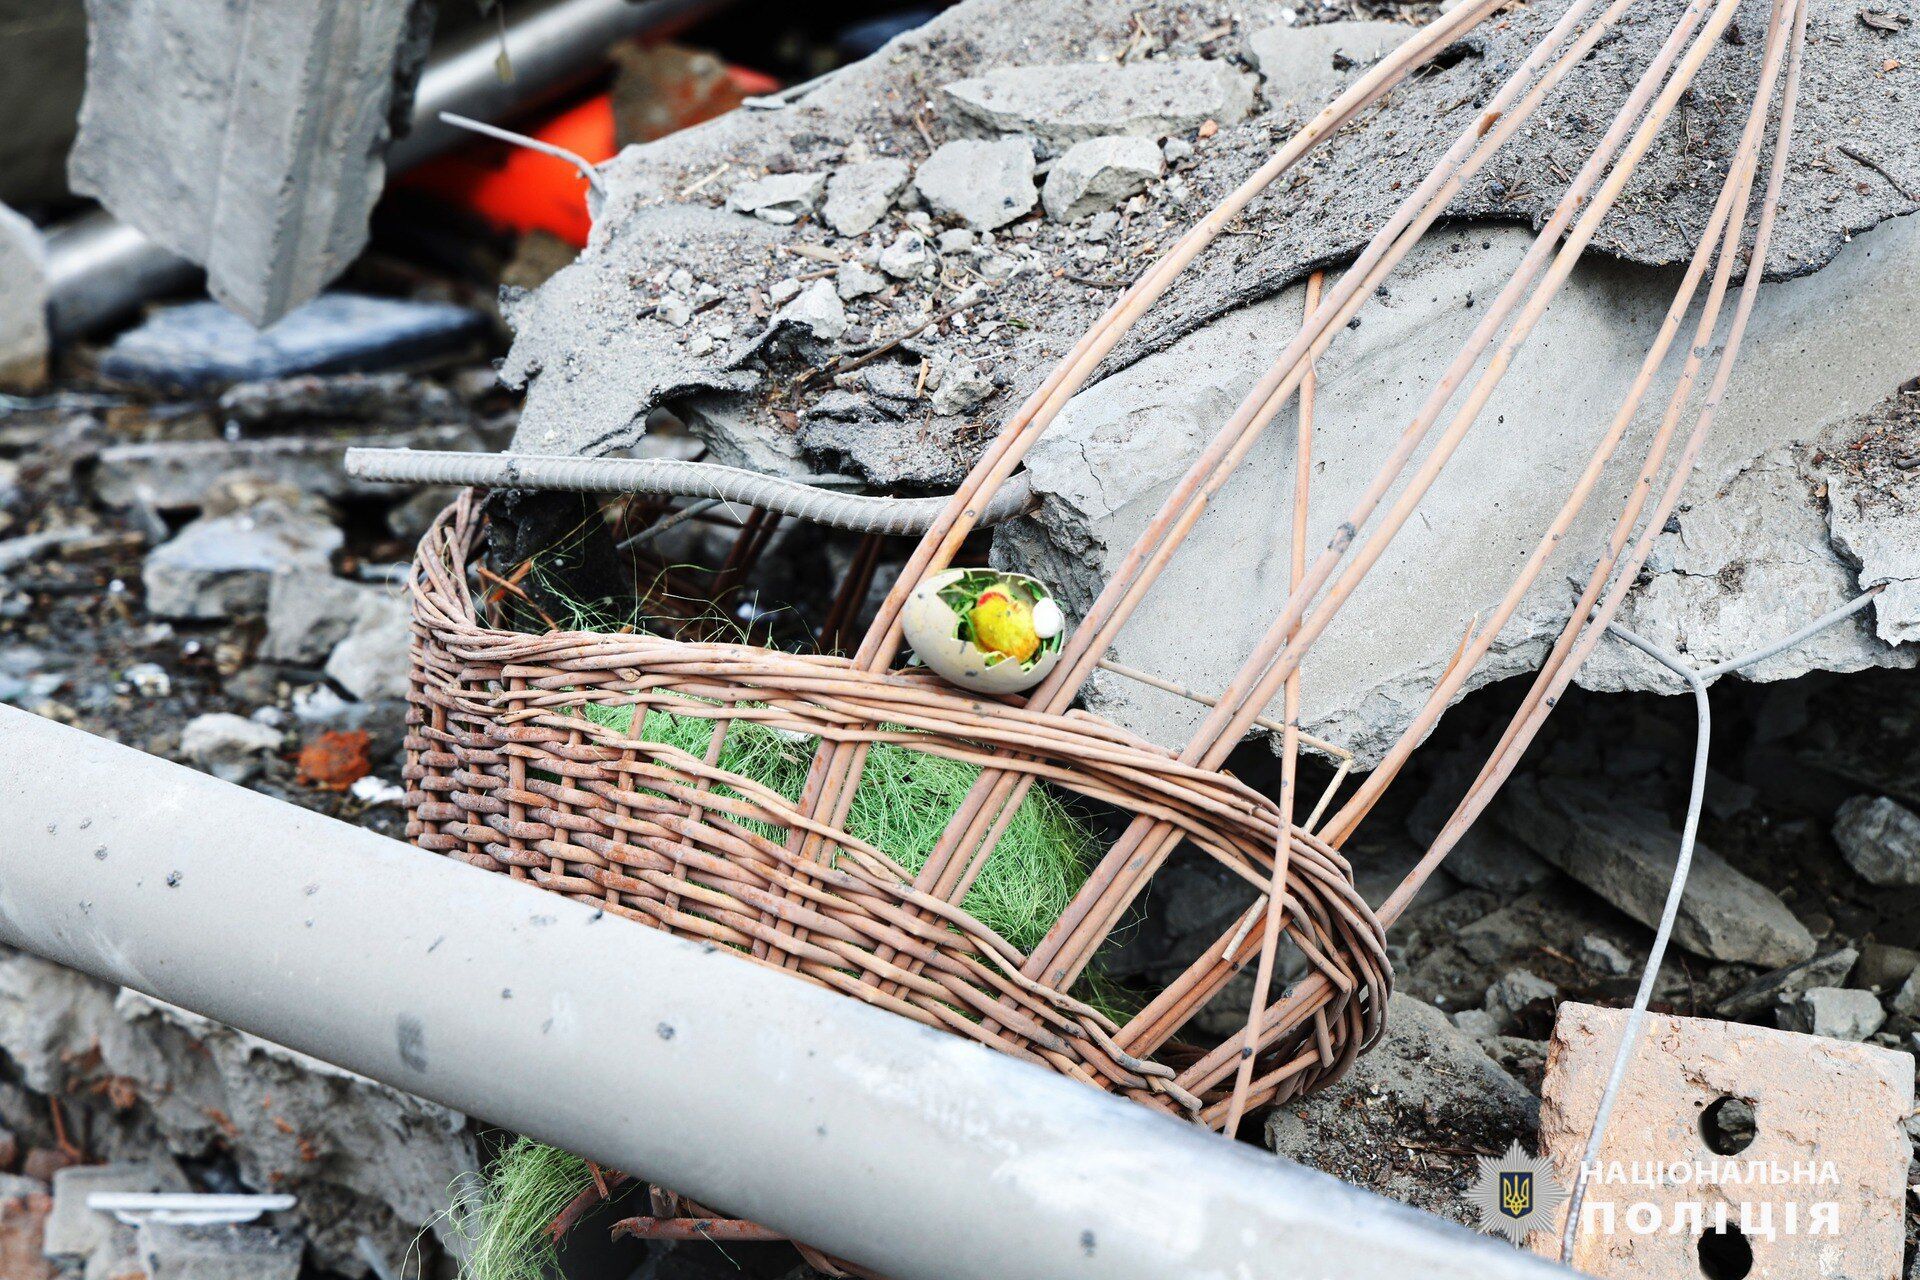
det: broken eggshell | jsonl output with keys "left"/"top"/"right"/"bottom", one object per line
{"left": 902, "top": 567, "right": 1065, "bottom": 695}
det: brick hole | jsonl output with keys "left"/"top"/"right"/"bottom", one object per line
{"left": 1698, "top": 1095, "right": 1757, "bottom": 1156}
{"left": 1697, "top": 1223, "right": 1753, "bottom": 1280}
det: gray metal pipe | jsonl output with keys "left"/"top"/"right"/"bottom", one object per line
{"left": 0, "top": 706, "right": 1566, "bottom": 1280}
{"left": 46, "top": 0, "right": 719, "bottom": 338}
{"left": 345, "top": 447, "right": 1040, "bottom": 532}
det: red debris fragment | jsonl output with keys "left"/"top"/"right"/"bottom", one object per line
{"left": 296, "top": 730, "right": 372, "bottom": 792}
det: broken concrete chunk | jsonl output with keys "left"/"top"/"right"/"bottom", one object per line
{"left": 943, "top": 59, "right": 1255, "bottom": 147}
{"left": 180, "top": 713, "right": 284, "bottom": 784}
{"left": 0, "top": 203, "right": 48, "bottom": 393}
{"left": 1502, "top": 779, "right": 1815, "bottom": 969}
{"left": 877, "top": 231, "right": 935, "bottom": 280}
{"left": 98, "top": 295, "right": 487, "bottom": 394}
{"left": 726, "top": 171, "right": 827, "bottom": 224}
{"left": 914, "top": 138, "right": 1037, "bottom": 231}
{"left": 322, "top": 590, "right": 411, "bottom": 702}
{"left": 1715, "top": 947, "right": 1859, "bottom": 1018}
{"left": 1826, "top": 469, "right": 1920, "bottom": 645}
{"left": 834, "top": 261, "right": 886, "bottom": 299}
{"left": 823, "top": 158, "right": 912, "bottom": 236}
{"left": 136, "top": 1221, "right": 302, "bottom": 1280}
{"left": 1893, "top": 967, "right": 1920, "bottom": 1017}
{"left": 1483, "top": 968, "right": 1556, "bottom": 1036}
{"left": 929, "top": 357, "right": 994, "bottom": 416}
{"left": 45, "top": 1161, "right": 190, "bottom": 1260}
{"left": 1831, "top": 794, "right": 1920, "bottom": 886}
{"left": 1575, "top": 934, "right": 1632, "bottom": 977}
{"left": 69, "top": 0, "right": 426, "bottom": 326}
{"left": 142, "top": 500, "right": 342, "bottom": 620}
{"left": 1245, "top": 21, "right": 1407, "bottom": 107}
{"left": 93, "top": 426, "right": 481, "bottom": 512}
{"left": 1776, "top": 986, "right": 1888, "bottom": 1040}
{"left": 769, "top": 279, "right": 849, "bottom": 343}
{"left": 1853, "top": 941, "right": 1920, "bottom": 993}
{"left": 999, "top": 218, "right": 1920, "bottom": 766}
{"left": 1536, "top": 1002, "right": 1914, "bottom": 1276}
{"left": 1042, "top": 134, "right": 1163, "bottom": 222}
{"left": 262, "top": 568, "right": 382, "bottom": 665}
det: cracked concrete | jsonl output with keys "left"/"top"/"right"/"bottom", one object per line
{"left": 995, "top": 216, "right": 1920, "bottom": 763}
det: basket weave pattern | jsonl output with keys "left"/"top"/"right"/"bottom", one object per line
{"left": 404, "top": 494, "right": 1387, "bottom": 1115}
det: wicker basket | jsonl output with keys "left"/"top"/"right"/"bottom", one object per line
{"left": 404, "top": 492, "right": 1387, "bottom": 1120}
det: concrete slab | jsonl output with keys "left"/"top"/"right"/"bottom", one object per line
{"left": 68, "top": 0, "right": 429, "bottom": 325}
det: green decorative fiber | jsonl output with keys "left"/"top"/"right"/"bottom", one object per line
{"left": 454, "top": 1137, "right": 596, "bottom": 1280}
{"left": 583, "top": 703, "right": 1095, "bottom": 954}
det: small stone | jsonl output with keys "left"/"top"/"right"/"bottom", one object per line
{"left": 1451, "top": 1008, "right": 1498, "bottom": 1038}
{"left": 323, "top": 591, "right": 411, "bottom": 703}
{"left": 656, "top": 293, "right": 693, "bottom": 327}
{"left": 835, "top": 262, "right": 886, "bottom": 300}
{"left": 1716, "top": 948, "right": 1860, "bottom": 1019}
{"left": 1776, "top": 986, "right": 1887, "bottom": 1041}
{"left": 914, "top": 138, "right": 1038, "bottom": 231}
{"left": 929, "top": 358, "right": 994, "bottom": 416}
{"left": 0, "top": 204, "right": 48, "bottom": 394}
{"left": 1245, "top": 21, "right": 1407, "bottom": 106}
{"left": 1831, "top": 795, "right": 1920, "bottom": 887}
{"left": 263, "top": 568, "right": 377, "bottom": 665}
{"left": 180, "top": 713, "right": 283, "bottom": 784}
{"left": 936, "top": 228, "right": 975, "bottom": 254}
{"left": 725, "top": 171, "right": 827, "bottom": 224}
{"left": 1042, "top": 134, "right": 1163, "bottom": 222}
{"left": 768, "top": 276, "right": 802, "bottom": 305}
{"left": 822, "top": 158, "right": 911, "bottom": 236}
{"left": 667, "top": 268, "right": 694, "bottom": 294}
{"left": 1575, "top": 934, "right": 1633, "bottom": 977}
{"left": 1852, "top": 941, "right": 1920, "bottom": 993}
{"left": 943, "top": 60, "right": 1255, "bottom": 147}
{"left": 878, "top": 232, "right": 935, "bottom": 281}
{"left": 1162, "top": 136, "right": 1194, "bottom": 165}
{"left": 1484, "top": 969, "right": 1557, "bottom": 1036}
{"left": 1083, "top": 210, "right": 1121, "bottom": 241}
{"left": 770, "top": 280, "right": 848, "bottom": 343}
{"left": 120, "top": 663, "right": 171, "bottom": 698}
{"left": 686, "top": 332, "right": 715, "bottom": 357}
{"left": 142, "top": 500, "right": 342, "bottom": 620}
{"left": 1891, "top": 967, "right": 1920, "bottom": 1018}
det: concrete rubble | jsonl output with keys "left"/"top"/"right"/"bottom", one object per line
{"left": 491, "top": 0, "right": 1920, "bottom": 767}
{"left": 1832, "top": 794, "right": 1920, "bottom": 887}
{"left": 0, "top": 947, "right": 477, "bottom": 1273}
{"left": 1502, "top": 778, "right": 1817, "bottom": 969}
{"left": 69, "top": 0, "right": 432, "bottom": 326}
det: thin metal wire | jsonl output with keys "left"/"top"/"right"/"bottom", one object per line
{"left": 1558, "top": 587, "right": 1880, "bottom": 1263}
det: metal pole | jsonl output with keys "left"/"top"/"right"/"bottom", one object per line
{"left": 0, "top": 706, "right": 1566, "bottom": 1280}
{"left": 45, "top": 0, "right": 719, "bottom": 338}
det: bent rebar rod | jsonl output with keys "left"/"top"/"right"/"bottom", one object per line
{"left": 344, "top": 448, "right": 1040, "bottom": 534}
{"left": 0, "top": 706, "right": 1570, "bottom": 1280}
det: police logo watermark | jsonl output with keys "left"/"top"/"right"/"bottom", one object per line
{"left": 1468, "top": 1142, "right": 1567, "bottom": 1243}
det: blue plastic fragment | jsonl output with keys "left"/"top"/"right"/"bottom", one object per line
{"left": 100, "top": 293, "right": 488, "bottom": 392}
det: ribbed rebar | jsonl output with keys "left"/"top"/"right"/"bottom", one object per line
{"left": 343, "top": 448, "right": 1038, "bottom": 533}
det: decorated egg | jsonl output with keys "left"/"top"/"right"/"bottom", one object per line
{"left": 901, "top": 567, "right": 1066, "bottom": 694}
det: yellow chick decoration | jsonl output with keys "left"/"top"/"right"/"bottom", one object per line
{"left": 900, "top": 568, "right": 1066, "bottom": 694}
{"left": 968, "top": 588, "right": 1040, "bottom": 664}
